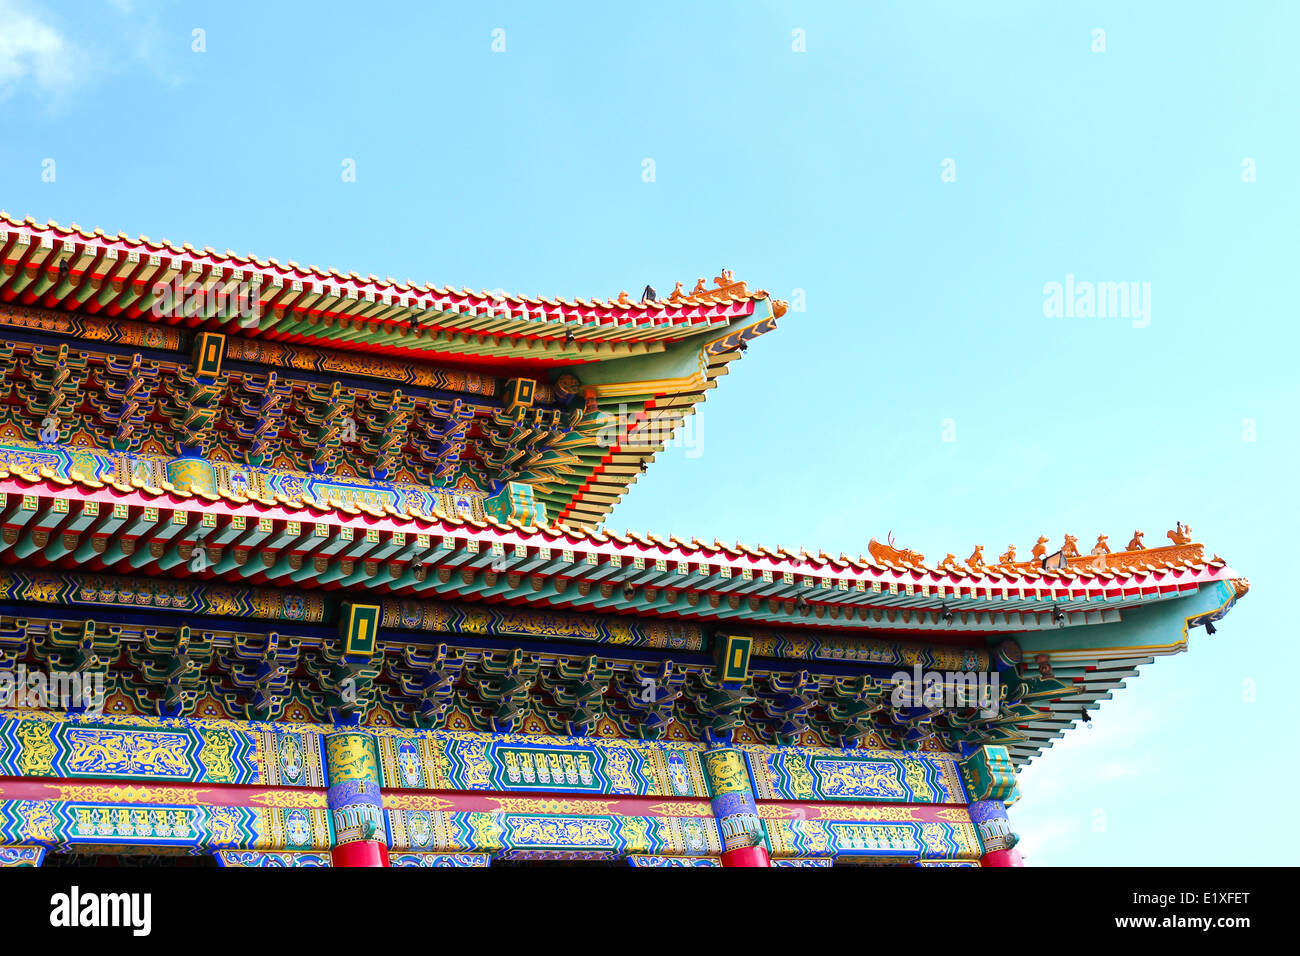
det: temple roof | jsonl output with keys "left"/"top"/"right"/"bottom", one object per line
{"left": 0, "top": 463, "right": 1248, "bottom": 762}
{"left": 0, "top": 462, "right": 1245, "bottom": 630}
{"left": 1, "top": 213, "right": 787, "bottom": 525}
{"left": 0, "top": 213, "right": 1250, "bottom": 764}
{"left": 0, "top": 214, "right": 786, "bottom": 370}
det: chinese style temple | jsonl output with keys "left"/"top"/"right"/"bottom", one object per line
{"left": 0, "top": 214, "right": 1248, "bottom": 867}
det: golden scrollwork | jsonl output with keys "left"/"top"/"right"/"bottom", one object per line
{"left": 16, "top": 720, "right": 57, "bottom": 776}
{"left": 903, "top": 760, "right": 935, "bottom": 802}
{"left": 381, "top": 793, "right": 455, "bottom": 812}
{"left": 646, "top": 801, "right": 714, "bottom": 818}
{"left": 700, "top": 749, "right": 748, "bottom": 796}
{"left": 247, "top": 790, "right": 328, "bottom": 809}
{"left": 935, "top": 808, "right": 972, "bottom": 822}
{"left": 813, "top": 805, "right": 918, "bottom": 822}
{"left": 199, "top": 728, "right": 237, "bottom": 783}
{"left": 756, "top": 805, "right": 803, "bottom": 820}
{"left": 55, "top": 784, "right": 206, "bottom": 804}
{"left": 487, "top": 797, "right": 617, "bottom": 815}
{"left": 619, "top": 816, "right": 652, "bottom": 853}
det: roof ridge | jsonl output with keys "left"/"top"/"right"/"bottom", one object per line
{"left": 0, "top": 213, "right": 784, "bottom": 318}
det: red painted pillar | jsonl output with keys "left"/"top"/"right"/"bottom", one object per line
{"left": 331, "top": 839, "right": 391, "bottom": 868}
{"left": 702, "top": 747, "right": 771, "bottom": 867}
{"left": 980, "top": 847, "right": 1024, "bottom": 867}
{"left": 324, "top": 731, "right": 391, "bottom": 868}
{"left": 721, "top": 844, "right": 772, "bottom": 868}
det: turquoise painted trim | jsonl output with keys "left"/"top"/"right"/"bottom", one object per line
{"left": 1016, "top": 580, "right": 1238, "bottom": 657}
{"left": 562, "top": 309, "right": 769, "bottom": 387}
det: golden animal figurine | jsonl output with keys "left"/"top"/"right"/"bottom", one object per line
{"left": 966, "top": 545, "right": 984, "bottom": 571}
{"left": 1168, "top": 522, "right": 1193, "bottom": 546}
{"left": 670, "top": 281, "right": 685, "bottom": 301}
{"left": 868, "top": 533, "right": 924, "bottom": 567}
{"left": 692, "top": 277, "right": 708, "bottom": 295}
{"left": 1031, "top": 536, "right": 1049, "bottom": 562}
{"left": 714, "top": 268, "right": 735, "bottom": 288}
{"left": 617, "top": 290, "right": 630, "bottom": 306}
{"left": 938, "top": 553, "right": 960, "bottom": 571}
{"left": 1127, "top": 530, "right": 1145, "bottom": 551}
{"left": 1061, "top": 534, "right": 1080, "bottom": 558}
{"left": 1091, "top": 534, "right": 1110, "bottom": 556}
{"left": 999, "top": 545, "right": 1016, "bottom": 565}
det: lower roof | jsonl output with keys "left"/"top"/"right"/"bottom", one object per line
{"left": 0, "top": 461, "right": 1246, "bottom": 638}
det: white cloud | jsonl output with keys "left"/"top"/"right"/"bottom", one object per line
{"left": 0, "top": 0, "right": 80, "bottom": 100}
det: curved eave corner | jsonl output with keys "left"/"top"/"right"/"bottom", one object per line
{"left": 548, "top": 296, "right": 785, "bottom": 528}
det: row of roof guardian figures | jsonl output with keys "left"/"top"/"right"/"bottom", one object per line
{"left": 871, "top": 524, "right": 1199, "bottom": 573}
{"left": 0, "top": 214, "right": 1247, "bottom": 868}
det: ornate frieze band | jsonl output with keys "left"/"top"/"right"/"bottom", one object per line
{"left": 0, "top": 711, "right": 980, "bottom": 860}
{"left": 0, "top": 712, "right": 969, "bottom": 801}
{"left": 0, "top": 440, "right": 490, "bottom": 521}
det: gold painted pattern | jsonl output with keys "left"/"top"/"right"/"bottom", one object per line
{"left": 247, "top": 790, "right": 329, "bottom": 809}
{"left": 54, "top": 784, "right": 207, "bottom": 804}
{"left": 645, "top": 801, "right": 715, "bottom": 818}
{"left": 15, "top": 720, "right": 57, "bottom": 775}
{"left": 381, "top": 793, "right": 455, "bottom": 812}
{"left": 813, "top": 805, "right": 919, "bottom": 822}
{"left": 488, "top": 797, "right": 619, "bottom": 815}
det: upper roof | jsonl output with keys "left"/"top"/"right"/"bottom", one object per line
{"left": 0, "top": 212, "right": 788, "bottom": 526}
{"left": 0, "top": 214, "right": 786, "bottom": 371}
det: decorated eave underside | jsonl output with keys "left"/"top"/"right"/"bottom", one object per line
{"left": 0, "top": 215, "right": 785, "bottom": 526}
{"left": 0, "top": 461, "right": 1249, "bottom": 763}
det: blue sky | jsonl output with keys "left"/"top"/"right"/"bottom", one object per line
{"left": 2, "top": 0, "right": 1293, "bottom": 864}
